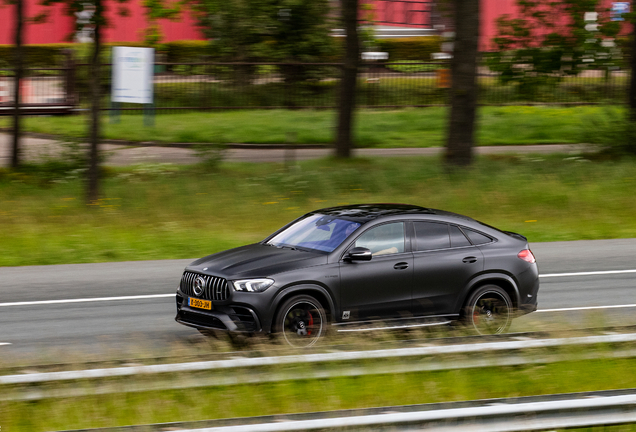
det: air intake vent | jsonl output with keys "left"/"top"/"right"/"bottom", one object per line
{"left": 180, "top": 272, "right": 230, "bottom": 301}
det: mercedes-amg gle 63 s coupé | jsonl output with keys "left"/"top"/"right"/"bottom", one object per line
{"left": 175, "top": 204, "right": 539, "bottom": 347}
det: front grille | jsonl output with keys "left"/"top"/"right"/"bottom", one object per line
{"left": 180, "top": 271, "right": 230, "bottom": 301}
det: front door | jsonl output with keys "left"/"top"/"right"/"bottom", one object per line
{"left": 339, "top": 222, "right": 413, "bottom": 321}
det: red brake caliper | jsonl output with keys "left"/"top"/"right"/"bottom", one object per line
{"left": 307, "top": 312, "right": 314, "bottom": 336}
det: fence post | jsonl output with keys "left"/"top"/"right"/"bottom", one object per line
{"left": 63, "top": 49, "right": 76, "bottom": 108}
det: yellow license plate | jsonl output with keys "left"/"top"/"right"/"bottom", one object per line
{"left": 189, "top": 298, "right": 212, "bottom": 310}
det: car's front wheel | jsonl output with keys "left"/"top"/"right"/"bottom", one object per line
{"left": 464, "top": 285, "right": 512, "bottom": 335}
{"left": 274, "top": 295, "right": 326, "bottom": 347}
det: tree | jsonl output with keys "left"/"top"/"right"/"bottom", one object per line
{"left": 7, "top": 0, "right": 24, "bottom": 168}
{"left": 42, "top": 0, "right": 128, "bottom": 203}
{"left": 630, "top": 0, "right": 636, "bottom": 121}
{"left": 444, "top": 0, "right": 480, "bottom": 166}
{"left": 334, "top": 0, "right": 359, "bottom": 158}
{"left": 185, "top": 0, "right": 335, "bottom": 66}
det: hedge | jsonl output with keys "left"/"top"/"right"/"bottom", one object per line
{"left": 375, "top": 36, "right": 442, "bottom": 61}
{"left": 0, "top": 36, "right": 444, "bottom": 68}
{"left": 0, "top": 44, "right": 76, "bottom": 68}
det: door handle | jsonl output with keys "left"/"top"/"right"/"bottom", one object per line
{"left": 394, "top": 262, "right": 409, "bottom": 270}
{"left": 462, "top": 256, "right": 477, "bottom": 264}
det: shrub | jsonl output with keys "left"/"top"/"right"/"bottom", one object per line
{"left": 374, "top": 37, "right": 442, "bottom": 61}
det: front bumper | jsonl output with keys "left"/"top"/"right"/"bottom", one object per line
{"left": 175, "top": 290, "right": 262, "bottom": 333}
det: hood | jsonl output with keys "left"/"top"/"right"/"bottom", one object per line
{"left": 186, "top": 243, "right": 328, "bottom": 279}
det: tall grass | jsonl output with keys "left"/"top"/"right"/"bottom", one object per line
{"left": 0, "top": 106, "right": 601, "bottom": 147}
{"left": 1, "top": 154, "right": 635, "bottom": 267}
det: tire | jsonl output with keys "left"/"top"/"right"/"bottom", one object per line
{"left": 274, "top": 295, "right": 327, "bottom": 347}
{"left": 463, "top": 285, "right": 512, "bottom": 335}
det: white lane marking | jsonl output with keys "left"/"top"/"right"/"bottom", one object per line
{"left": 538, "top": 304, "right": 636, "bottom": 313}
{"left": 0, "top": 342, "right": 11, "bottom": 346}
{"left": 0, "top": 294, "right": 174, "bottom": 307}
{"left": 541, "top": 269, "right": 636, "bottom": 278}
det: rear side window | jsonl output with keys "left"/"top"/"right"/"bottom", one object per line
{"left": 413, "top": 222, "right": 450, "bottom": 251}
{"left": 463, "top": 228, "right": 493, "bottom": 245}
{"left": 450, "top": 225, "right": 472, "bottom": 247}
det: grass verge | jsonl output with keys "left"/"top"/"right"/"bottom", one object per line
{"left": 3, "top": 355, "right": 636, "bottom": 431}
{"left": 1, "top": 154, "right": 635, "bottom": 267}
{"left": 0, "top": 105, "right": 603, "bottom": 147}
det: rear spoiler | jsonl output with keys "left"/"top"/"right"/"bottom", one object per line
{"left": 504, "top": 231, "right": 527, "bottom": 242}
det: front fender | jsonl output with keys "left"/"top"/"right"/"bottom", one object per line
{"left": 264, "top": 284, "right": 336, "bottom": 333}
{"left": 454, "top": 272, "right": 520, "bottom": 312}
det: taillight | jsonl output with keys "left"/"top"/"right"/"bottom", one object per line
{"left": 518, "top": 249, "right": 536, "bottom": 263}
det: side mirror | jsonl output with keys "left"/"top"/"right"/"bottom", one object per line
{"left": 346, "top": 247, "right": 372, "bottom": 261}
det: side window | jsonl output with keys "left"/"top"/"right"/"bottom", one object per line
{"left": 463, "top": 228, "right": 493, "bottom": 245}
{"left": 413, "top": 222, "right": 450, "bottom": 251}
{"left": 450, "top": 225, "right": 472, "bottom": 248}
{"left": 354, "top": 222, "right": 405, "bottom": 256}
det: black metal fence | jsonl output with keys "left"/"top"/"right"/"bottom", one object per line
{"left": 0, "top": 61, "right": 630, "bottom": 115}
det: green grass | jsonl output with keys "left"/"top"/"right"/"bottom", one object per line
{"left": 0, "top": 105, "right": 605, "bottom": 147}
{"left": 3, "top": 356, "right": 636, "bottom": 431}
{"left": 1, "top": 154, "right": 635, "bottom": 267}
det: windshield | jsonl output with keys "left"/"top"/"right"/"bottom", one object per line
{"left": 266, "top": 214, "right": 362, "bottom": 253}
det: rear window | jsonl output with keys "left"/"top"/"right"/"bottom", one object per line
{"left": 462, "top": 228, "right": 493, "bottom": 245}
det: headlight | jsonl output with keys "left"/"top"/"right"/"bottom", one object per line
{"left": 232, "top": 278, "right": 274, "bottom": 293}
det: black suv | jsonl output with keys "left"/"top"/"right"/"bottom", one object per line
{"left": 175, "top": 204, "right": 539, "bottom": 346}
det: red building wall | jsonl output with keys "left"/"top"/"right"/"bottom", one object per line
{"left": 0, "top": 0, "right": 625, "bottom": 50}
{"left": 0, "top": 0, "right": 203, "bottom": 45}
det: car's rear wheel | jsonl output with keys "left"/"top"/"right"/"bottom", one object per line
{"left": 274, "top": 295, "right": 326, "bottom": 347}
{"left": 464, "top": 285, "right": 512, "bottom": 335}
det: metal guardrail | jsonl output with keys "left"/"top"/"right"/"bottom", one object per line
{"left": 49, "top": 389, "right": 636, "bottom": 432}
{"left": 3, "top": 333, "right": 636, "bottom": 385}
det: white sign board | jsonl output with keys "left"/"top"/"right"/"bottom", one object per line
{"left": 111, "top": 46, "right": 154, "bottom": 104}
{"left": 611, "top": 2, "right": 630, "bottom": 20}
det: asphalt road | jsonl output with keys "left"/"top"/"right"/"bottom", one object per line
{"left": 1, "top": 239, "right": 635, "bottom": 358}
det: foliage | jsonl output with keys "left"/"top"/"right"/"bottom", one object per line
{"left": 141, "top": 0, "right": 181, "bottom": 46}
{"left": 486, "top": 0, "right": 623, "bottom": 99}
{"left": 375, "top": 36, "right": 442, "bottom": 61}
{"left": 183, "top": 0, "right": 334, "bottom": 62}
{"left": 580, "top": 107, "right": 636, "bottom": 156}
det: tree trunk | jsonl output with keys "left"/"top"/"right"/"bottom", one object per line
{"left": 87, "top": 1, "right": 102, "bottom": 204}
{"left": 444, "top": 0, "right": 480, "bottom": 167}
{"left": 335, "top": 0, "right": 359, "bottom": 158}
{"left": 629, "top": 0, "right": 636, "bottom": 121}
{"left": 11, "top": 0, "right": 24, "bottom": 168}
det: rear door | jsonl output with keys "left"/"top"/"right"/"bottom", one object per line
{"left": 411, "top": 221, "right": 484, "bottom": 315}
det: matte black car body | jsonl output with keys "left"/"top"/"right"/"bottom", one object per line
{"left": 175, "top": 204, "right": 539, "bottom": 342}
